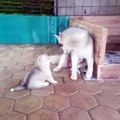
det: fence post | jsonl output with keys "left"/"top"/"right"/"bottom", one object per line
{"left": 55, "top": 0, "right": 58, "bottom": 16}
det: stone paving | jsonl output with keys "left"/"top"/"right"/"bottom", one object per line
{"left": 0, "top": 45, "right": 120, "bottom": 120}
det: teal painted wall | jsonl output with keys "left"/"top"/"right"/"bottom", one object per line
{"left": 0, "top": 15, "right": 69, "bottom": 44}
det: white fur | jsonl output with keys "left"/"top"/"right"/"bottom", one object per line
{"left": 54, "top": 27, "right": 94, "bottom": 80}
{"left": 23, "top": 54, "right": 57, "bottom": 89}
{"left": 10, "top": 54, "right": 57, "bottom": 92}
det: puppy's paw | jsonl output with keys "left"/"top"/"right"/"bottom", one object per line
{"left": 49, "top": 80, "right": 58, "bottom": 84}
{"left": 45, "top": 82, "right": 49, "bottom": 86}
{"left": 53, "top": 66, "right": 61, "bottom": 72}
{"left": 52, "top": 80, "right": 58, "bottom": 84}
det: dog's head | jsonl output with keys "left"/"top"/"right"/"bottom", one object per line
{"left": 54, "top": 32, "right": 67, "bottom": 45}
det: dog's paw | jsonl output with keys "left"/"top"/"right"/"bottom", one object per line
{"left": 85, "top": 72, "right": 92, "bottom": 79}
{"left": 53, "top": 66, "right": 61, "bottom": 72}
{"left": 71, "top": 74, "right": 77, "bottom": 80}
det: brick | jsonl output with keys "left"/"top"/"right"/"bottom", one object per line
{"left": 53, "top": 68, "right": 70, "bottom": 78}
{"left": 95, "top": 92, "right": 120, "bottom": 109}
{"left": 44, "top": 94, "right": 70, "bottom": 112}
{"left": 0, "top": 97, "right": 14, "bottom": 115}
{"left": 0, "top": 66, "right": 6, "bottom": 72}
{"left": 49, "top": 48, "right": 63, "bottom": 55}
{"left": 17, "top": 59, "right": 34, "bottom": 66}
{"left": 90, "top": 106, "right": 120, "bottom": 120}
{"left": 70, "top": 92, "right": 98, "bottom": 110}
{"left": 0, "top": 52, "right": 7, "bottom": 57}
{"left": 10, "top": 46, "right": 24, "bottom": 52}
{"left": 0, "top": 111, "right": 26, "bottom": 120}
{"left": 4, "top": 90, "right": 30, "bottom": 100}
{"left": 12, "top": 71, "right": 28, "bottom": 80}
{"left": 77, "top": 83, "right": 102, "bottom": 95}
{"left": 0, "top": 58, "right": 17, "bottom": 67}
{"left": 85, "top": 80, "right": 104, "bottom": 86}
{"left": 0, "top": 56, "right": 12, "bottom": 62}
{"left": 0, "top": 72, "right": 12, "bottom": 81}
{"left": 28, "top": 109, "right": 58, "bottom": 120}
{"left": 21, "top": 51, "right": 35, "bottom": 57}
{"left": 59, "top": 107, "right": 91, "bottom": 120}
{"left": 0, "top": 79, "right": 20, "bottom": 89}
{"left": 55, "top": 83, "right": 78, "bottom": 96}
{"left": 31, "top": 85, "right": 54, "bottom": 97}
{"left": 14, "top": 95, "right": 42, "bottom": 114}
{"left": 24, "top": 46, "right": 35, "bottom": 51}
{"left": 48, "top": 45, "right": 59, "bottom": 50}
{"left": 36, "top": 45, "right": 48, "bottom": 50}
{"left": 63, "top": 77, "right": 84, "bottom": 85}
{"left": 6, "top": 65, "right": 25, "bottom": 72}
{"left": 100, "top": 83, "right": 120, "bottom": 96}
{"left": 0, "top": 45, "right": 8, "bottom": 50}
{"left": 6, "top": 51, "right": 21, "bottom": 58}
{"left": 24, "top": 65, "right": 34, "bottom": 72}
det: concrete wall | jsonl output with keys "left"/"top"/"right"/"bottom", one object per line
{"left": 54, "top": 0, "right": 120, "bottom": 16}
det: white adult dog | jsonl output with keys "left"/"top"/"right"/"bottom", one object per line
{"left": 54, "top": 27, "right": 94, "bottom": 80}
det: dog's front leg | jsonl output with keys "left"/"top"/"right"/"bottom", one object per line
{"left": 71, "top": 52, "right": 78, "bottom": 80}
{"left": 53, "top": 53, "right": 68, "bottom": 72}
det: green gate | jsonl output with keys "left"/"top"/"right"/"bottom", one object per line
{"left": 0, "top": 15, "right": 69, "bottom": 44}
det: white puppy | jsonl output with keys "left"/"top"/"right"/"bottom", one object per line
{"left": 54, "top": 27, "right": 94, "bottom": 80}
{"left": 10, "top": 54, "right": 57, "bottom": 92}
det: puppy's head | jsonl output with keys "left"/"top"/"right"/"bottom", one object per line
{"left": 36, "top": 54, "right": 50, "bottom": 67}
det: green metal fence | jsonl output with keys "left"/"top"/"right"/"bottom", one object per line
{"left": 0, "top": 15, "right": 69, "bottom": 44}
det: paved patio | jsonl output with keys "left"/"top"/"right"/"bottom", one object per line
{"left": 0, "top": 45, "right": 120, "bottom": 120}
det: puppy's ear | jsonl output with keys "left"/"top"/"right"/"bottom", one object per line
{"left": 43, "top": 54, "right": 49, "bottom": 60}
{"left": 54, "top": 34, "right": 63, "bottom": 44}
{"left": 43, "top": 54, "right": 48, "bottom": 57}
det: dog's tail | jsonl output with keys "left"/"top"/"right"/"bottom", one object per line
{"left": 10, "top": 86, "right": 26, "bottom": 92}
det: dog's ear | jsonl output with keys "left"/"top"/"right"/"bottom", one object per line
{"left": 54, "top": 34, "right": 63, "bottom": 44}
{"left": 59, "top": 32, "right": 62, "bottom": 36}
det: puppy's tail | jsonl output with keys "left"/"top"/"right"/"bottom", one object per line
{"left": 10, "top": 86, "right": 26, "bottom": 92}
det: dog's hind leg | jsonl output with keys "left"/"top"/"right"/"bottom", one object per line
{"left": 71, "top": 52, "right": 79, "bottom": 80}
